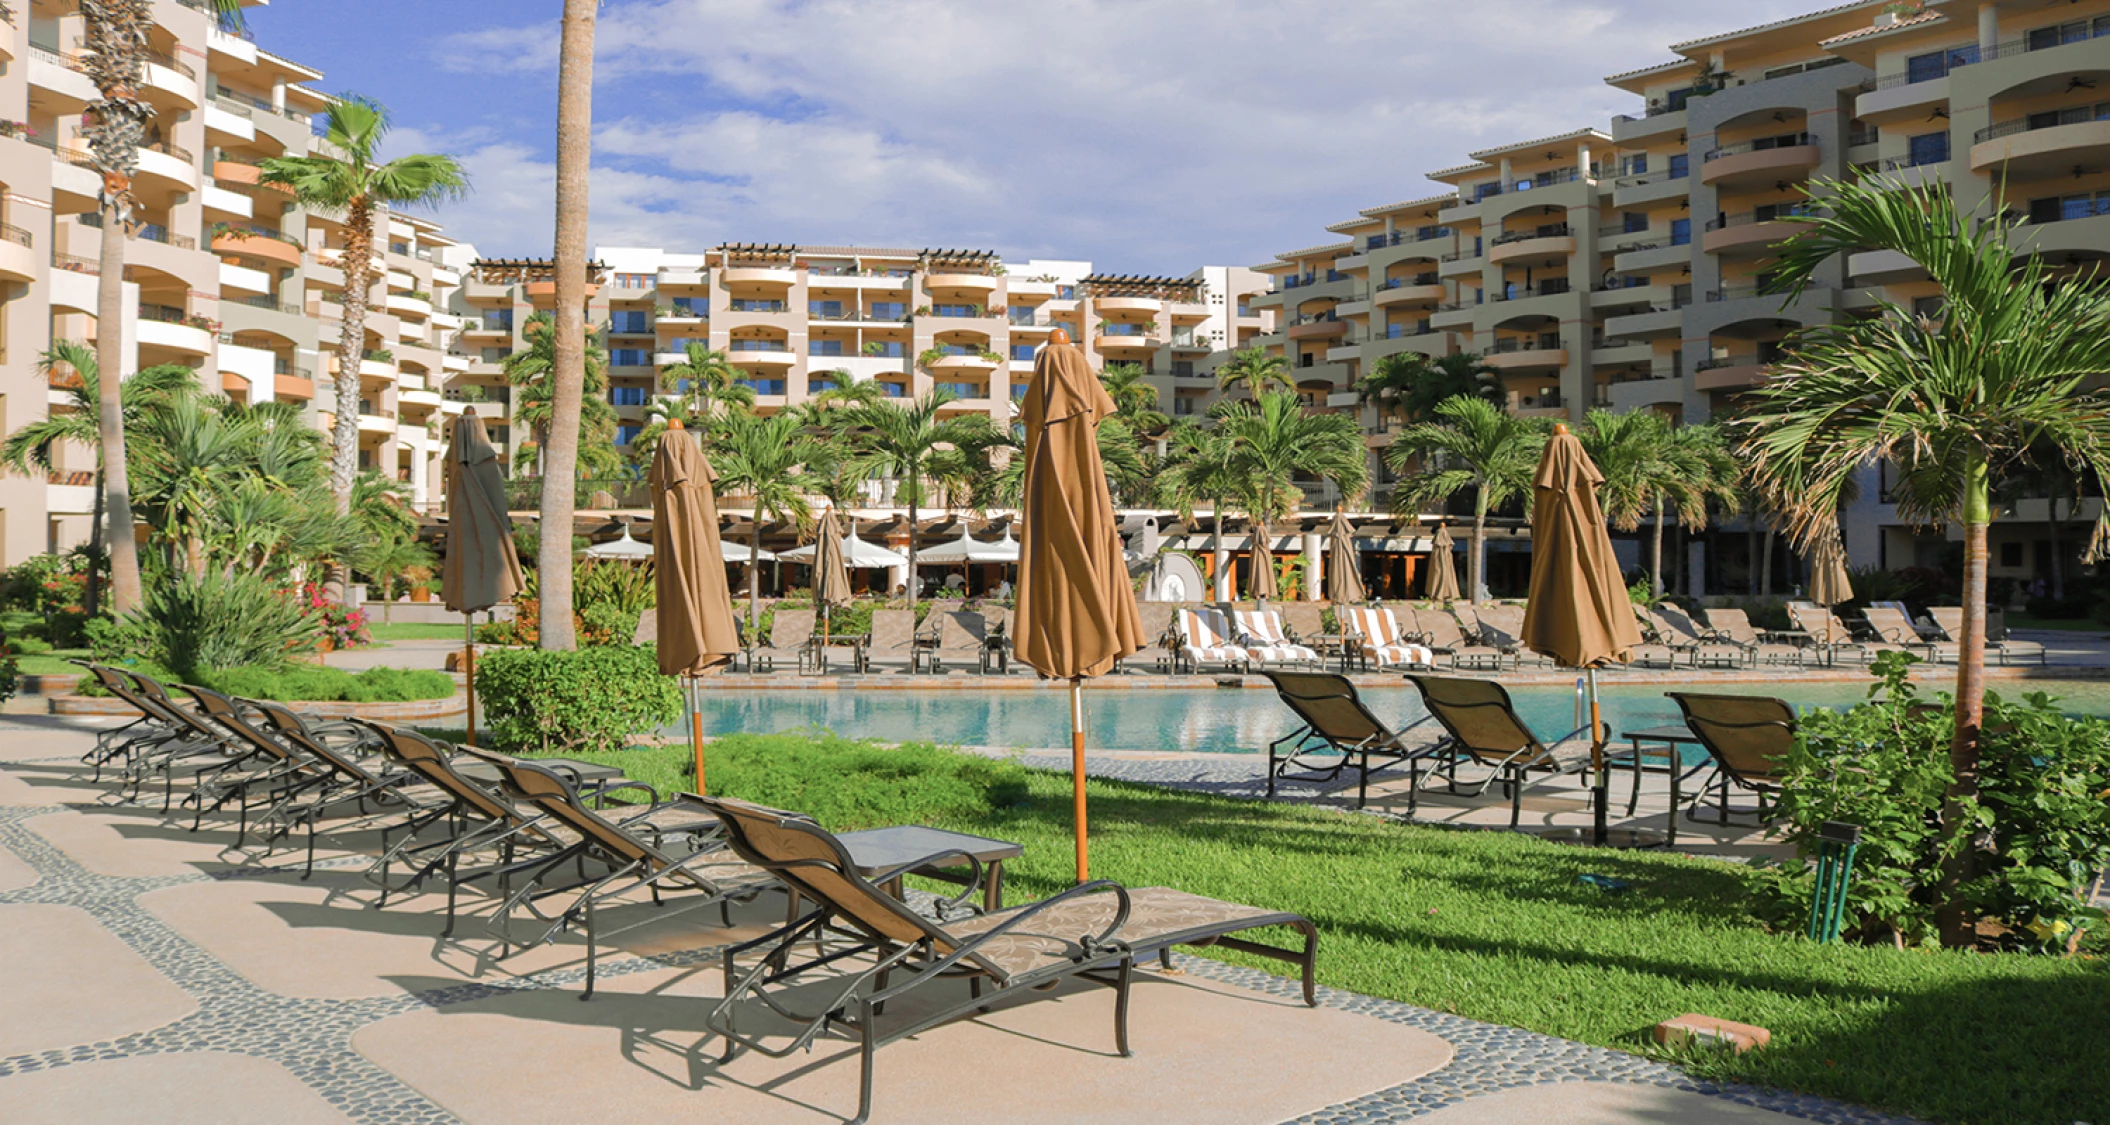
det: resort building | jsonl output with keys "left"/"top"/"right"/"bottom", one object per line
{"left": 0, "top": 0, "right": 466, "bottom": 563}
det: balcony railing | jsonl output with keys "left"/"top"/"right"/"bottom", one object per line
{"left": 1704, "top": 205, "right": 1819, "bottom": 231}
{"left": 1706, "top": 284, "right": 1768, "bottom": 303}
{"left": 237, "top": 294, "right": 301, "bottom": 315}
{"left": 1491, "top": 281, "right": 1572, "bottom": 302}
{"left": 1491, "top": 223, "right": 1570, "bottom": 245}
{"left": 1694, "top": 355, "right": 1763, "bottom": 372}
{"left": 143, "top": 139, "right": 194, "bottom": 165}
{"left": 1491, "top": 336, "right": 1561, "bottom": 354}
{"left": 728, "top": 341, "right": 790, "bottom": 353}
{"left": 1974, "top": 104, "right": 2110, "bottom": 145}
{"left": 212, "top": 85, "right": 310, "bottom": 125}
{"left": 1702, "top": 133, "right": 1814, "bottom": 162}
{"left": 1853, "top": 151, "right": 1950, "bottom": 177}
{"left": 0, "top": 224, "right": 31, "bottom": 248}
{"left": 1875, "top": 26, "right": 2110, "bottom": 89}
{"left": 135, "top": 223, "right": 197, "bottom": 250}
{"left": 1375, "top": 274, "right": 1440, "bottom": 290}
{"left": 146, "top": 50, "right": 196, "bottom": 78}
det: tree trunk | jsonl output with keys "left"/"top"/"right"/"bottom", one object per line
{"left": 1936, "top": 456, "right": 1992, "bottom": 949}
{"left": 537, "top": 0, "right": 597, "bottom": 652}
{"left": 1746, "top": 520, "right": 1759, "bottom": 597}
{"left": 1761, "top": 526, "right": 1775, "bottom": 596}
{"left": 1469, "top": 485, "right": 1487, "bottom": 603}
{"left": 1649, "top": 492, "right": 1666, "bottom": 601}
{"left": 85, "top": 467, "right": 106, "bottom": 616}
{"left": 96, "top": 196, "right": 143, "bottom": 613}
{"left": 749, "top": 520, "right": 762, "bottom": 633}
{"left": 1211, "top": 498, "right": 1227, "bottom": 601}
{"left": 906, "top": 494, "right": 919, "bottom": 606}
{"left": 2046, "top": 495, "right": 2065, "bottom": 601}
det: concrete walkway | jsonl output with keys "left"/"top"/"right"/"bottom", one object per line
{"left": 0, "top": 715, "right": 1920, "bottom": 1125}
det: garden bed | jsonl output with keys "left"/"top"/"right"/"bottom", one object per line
{"left": 565, "top": 732, "right": 2108, "bottom": 1125}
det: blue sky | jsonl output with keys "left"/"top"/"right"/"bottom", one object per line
{"left": 248, "top": 0, "right": 1823, "bottom": 272}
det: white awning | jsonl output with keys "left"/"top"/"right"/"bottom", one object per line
{"left": 582, "top": 525, "right": 653, "bottom": 560}
{"left": 778, "top": 536, "right": 907, "bottom": 569}
{"left": 917, "top": 526, "right": 1021, "bottom": 565}
{"left": 720, "top": 540, "right": 777, "bottom": 563}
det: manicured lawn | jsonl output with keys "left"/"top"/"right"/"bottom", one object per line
{"left": 572, "top": 736, "right": 2108, "bottom": 1125}
{"left": 16, "top": 648, "right": 90, "bottom": 676}
{"left": 2002, "top": 612, "right": 2110, "bottom": 634}
{"left": 366, "top": 622, "right": 471, "bottom": 643}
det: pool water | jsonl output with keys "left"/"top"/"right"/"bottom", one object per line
{"left": 682, "top": 679, "right": 2110, "bottom": 758}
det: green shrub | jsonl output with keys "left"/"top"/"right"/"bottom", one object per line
{"left": 691, "top": 731, "right": 1029, "bottom": 830}
{"left": 11, "top": 635, "right": 51, "bottom": 656}
{"left": 78, "top": 663, "right": 452, "bottom": 703}
{"left": 130, "top": 570, "right": 321, "bottom": 676}
{"left": 476, "top": 644, "right": 682, "bottom": 754}
{"left": 1760, "top": 653, "right": 2110, "bottom": 949}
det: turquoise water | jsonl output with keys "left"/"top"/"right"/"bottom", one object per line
{"left": 684, "top": 679, "right": 2110, "bottom": 757}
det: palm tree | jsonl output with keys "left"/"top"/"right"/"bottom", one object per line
{"left": 1099, "top": 362, "right": 1170, "bottom": 431}
{"left": 4, "top": 344, "right": 191, "bottom": 613}
{"left": 258, "top": 99, "right": 468, "bottom": 520}
{"left": 1582, "top": 410, "right": 1738, "bottom": 598}
{"left": 1217, "top": 390, "right": 1369, "bottom": 525}
{"left": 504, "top": 312, "right": 618, "bottom": 476}
{"left": 709, "top": 410, "right": 818, "bottom": 630}
{"left": 1741, "top": 175, "right": 2110, "bottom": 947}
{"left": 352, "top": 533, "right": 435, "bottom": 624}
{"left": 1155, "top": 421, "right": 1245, "bottom": 599}
{"left": 79, "top": 0, "right": 243, "bottom": 611}
{"left": 1388, "top": 396, "right": 1547, "bottom": 602}
{"left": 658, "top": 341, "right": 752, "bottom": 420}
{"left": 1214, "top": 347, "right": 1293, "bottom": 397}
{"left": 840, "top": 390, "right": 988, "bottom": 605}
{"left": 1358, "top": 351, "right": 1504, "bottom": 426}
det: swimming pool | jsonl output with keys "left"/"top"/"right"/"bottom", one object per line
{"left": 680, "top": 679, "right": 2110, "bottom": 757}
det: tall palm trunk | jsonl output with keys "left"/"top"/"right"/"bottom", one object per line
{"left": 1649, "top": 492, "right": 1666, "bottom": 600}
{"left": 332, "top": 198, "right": 372, "bottom": 517}
{"left": 537, "top": 0, "right": 597, "bottom": 651}
{"left": 85, "top": 469, "right": 105, "bottom": 615}
{"left": 2045, "top": 495, "right": 2065, "bottom": 601}
{"left": 1937, "top": 456, "right": 1992, "bottom": 948}
{"left": 749, "top": 520, "right": 762, "bottom": 632}
{"left": 1469, "top": 484, "right": 1487, "bottom": 604}
{"left": 1211, "top": 498, "right": 1228, "bottom": 600}
{"left": 905, "top": 490, "right": 920, "bottom": 606}
{"left": 1745, "top": 520, "right": 1759, "bottom": 597}
{"left": 1761, "top": 526, "right": 1776, "bottom": 596}
{"left": 95, "top": 196, "right": 143, "bottom": 612}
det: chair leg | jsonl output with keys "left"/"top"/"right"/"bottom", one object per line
{"left": 854, "top": 997, "right": 878, "bottom": 1125}
{"left": 1113, "top": 956, "right": 1134, "bottom": 1058}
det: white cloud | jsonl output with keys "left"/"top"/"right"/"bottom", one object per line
{"left": 421, "top": 0, "right": 1824, "bottom": 269}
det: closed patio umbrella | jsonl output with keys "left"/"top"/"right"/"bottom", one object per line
{"left": 652, "top": 422, "right": 741, "bottom": 791}
{"left": 1325, "top": 509, "right": 1365, "bottom": 605}
{"left": 442, "top": 409, "right": 524, "bottom": 747}
{"left": 1016, "top": 328, "right": 1143, "bottom": 882}
{"left": 1425, "top": 522, "right": 1461, "bottom": 601}
{"left": 812, "top": 510, "right": 853, "bottom": 656}
{"left": 1519, "top": 423, "right": 1643, "bottom": 845}
{"left": 1246, "top": 518, "right": 1279, "bottom": 602}
{"left": 1805, "top": 523, "right": 1853, "bottom": 650}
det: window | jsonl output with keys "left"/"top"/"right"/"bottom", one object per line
{"left": 1011, "top": 384, "right": 1028, "bottom": 400}
{"left": 1055, "top": 285, "right": 1076, "bottom": 299}
{"left": 481, "top": 312, "right": 513, "bottom": 330}
{"left": 1912, "top": 295, "right": 1947, "bottom": 321}
{"left": 609, "top": 386, "right": 647, "bottom": 406}
{"left": 809, "top": 376, "right": 840, "bottom": 393}
{"left": 1623, "top": 212, "right": 1649, "bottom": 233}
{"left": 1669, "top": 218, "right": 1692, "bottom": 246}
{"left": 729, "top": 299, "right": 786, "bottom": 312}
{"left": 1171, "top": 360, "right": 1194, "bottom": 378}
{"left": 609, "top": 348, "right": 651, "bottom": 366}
{"left": 933, "top": 303, "right": 978, "bottom": 317}
{"left": 480, "top": 348, "right": 507, "bottom": 363}
{"left": 1009, "top": 307, "right": 1037, "bottom": 325}
{"left": 1010, "top": 344, "right": 1035, "bottom": 361}
{"left": 671, "top": 296, "right": 706, "bottom": 315}
{"left": 867, "top": 341, "right": 905, "bottom": 358}
{"left": 738, "top": 378, "right": 787, "bottom": 395}
{"left": 811, "top": 340, "right": 846, "bottom": 357}
{"left": 612, "top": 272, "right": 651, "bottom": 288}
{"left": 616, "top": 425, "right": 642, "bottom": 445}
{"left": 1664, "top": 86, "right": 1693, "bottom": 112}
{"left": 2029, "top": 191, "right": 2110, "bottom": 224}
{"left": 2027, "top": 16, "right": 2110, "bottom": 52}
{"left": 1174, "top": 396, "right": 1196, "bottom": 416}
{"left": 809, "top": 299, "right": 843, "bottom": 318}
{"left": 1667, "top": 153, "right": 1689, "bottom": 180}
{"left": 1473, "top": 181, "right": 1501, "bottom": 201}
{"left": 608, "top": 310, "right": 649, "bottom": 333}
{"left": 870, "top": 301, "right": 905, "bottom": 319}
{"left": 389, "top": 241, "right": 411, "bottom": 255}
{"left": 729, "top": 340, "right": 786, "bottom": 353}
{"left": 1905, "top": 50, "right": 1949, "bottom": 84}
{"left": 1907, "top": 131, "right": 1950, "bottom": 166}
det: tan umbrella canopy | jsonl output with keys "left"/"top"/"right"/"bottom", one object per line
{"left": 443, "top": 410, "right": 524, "bottom": 748}
{"left": 1425, "top": 523, "right": 1461, "bottom": 601}
{"left": 811, "top": 511, "right": 854, "bottom": 608}
{"left": 1246, "top": 518, "right": 1279, "bottom": 602}
{"left": 652, "top": 424, "right": 741, "bottom": 792}
{"left": 1325, "top": 509, "right": 1365, "bottom": 604}
{"left": 1015, "top": 329, "right": 1142, "bottom": 883}
{"left": 1519, "top": 423, "right": 1643, "bottom": 844}
{"left": 1807, "top": 525, "right": 1853, "bottom": 608}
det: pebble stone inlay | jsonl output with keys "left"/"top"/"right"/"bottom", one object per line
{"left": 0, "top": 759, "right": 1925, "bottom": 1125}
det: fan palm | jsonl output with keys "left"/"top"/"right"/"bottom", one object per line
{"left": 258, "top": 98, "right": 468, "bottom": 516}
{"left": 1740, "top": 174, "right": 2110, "bottom": 947}
{"left": 1099, "top": 362, "right": 1170, "bottom": 432}
{"left": 1214, "top": 347, "right": 1293, "bottom": 397}
{"left": 1358, "top": 351, "right": 1504, "bottom": 425}
{"left": 1388, "top": 396, "right": 1548, "bottom": 602}
{"left": 4, "top": 344, "right": 191, "bottom": 612}
{"left": 505, "top": 312, "right": 619, "bottom": 477}
{"left": 351, "top": 532, "right": 436, "bottom": 623}
{"left": 657, "top": 342, "right": 752, "bottom": 419}
{"left": 1581, "top": 410, "right": 1739, "bottom": 598}
{"left": 839, "top": 391, "right": 990, "bottom": 605}
{"left": 1155, "top": 421, "right": 1245, "bottom": 599}
{"left": 79, "top": 0, "right": 244, "bottom": 610}
{"left": 709, "top": 410, "right": 819, "bottom": 630}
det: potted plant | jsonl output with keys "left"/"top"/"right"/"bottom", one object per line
{"left": 406, "top": 565, "right": 434, "bottom": 603}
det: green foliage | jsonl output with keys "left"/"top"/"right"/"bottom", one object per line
{"left": 475, "top": 644, "right": 683, "bottom": 754}
{"left": 127, "top": 570, "right": 321, "bottom": 677}
{"left": 655, "top": 731, "right": 1028, "bottom": 830}
{"left": 75, "top": 661, "right": 449, "bottom": 702}
{"left": 572, "top": 558, "right": 655, "bottom": 645}
{"left": 1763, "top": 654, "right": 2110, "bottom": 949}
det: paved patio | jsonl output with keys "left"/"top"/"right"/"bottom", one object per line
{"left": 0, "top": 714, "right": 1924, "bottom": 1125}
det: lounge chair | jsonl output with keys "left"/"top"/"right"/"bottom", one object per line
{"left": 1471, "top": 603, "right": 1553, "bottom": 668}
{"left": 695, "top": 794, "right": 1318, "bottom": 1125}
{"left": 980, "top": 604, "right": 1013, "bottom": 673}
{"left": 1174, "top": 606, "right": 1251, "bottom": 673}
{"left": 228, "top": 695, "right": 445, "bottom": 876}
{"left": 1861, "top": 605, "right": 1948, "bottom": 661}
{"left": 1698, "top": 607, "right": 1807, "bottom": 666}
{"left": 919, "top": 610, "right": 991, "bottom": 675}
{"left": 1340, "top": 605, "right": 1435, "bottom": 670}
{"left": 1278, "top": 603, "right": 1343, "bottom": 663}
{"left": 1786, "top": 603, "right": 1903, "bottom": 665}
{"left": 1626, "top": 606, "right": 1683, "bottom": 669}
{"left": 1404, "top": 675, "right": 1597, "bottom": 828}
{"left": 480, "top": 756, "right": 774, "bottom": 997}
{"left": 1926, "top": 606, "right": 2047, "bottom": 666}
{"left": 860, "top": 609, "right": 921, "bottom": 674}
{"left": 1119, "top": 602, "right": 1176, "bottom": 674}
{"left": 1259, "top": 670, "right": 1442, "bottom": 807}
{"left": 1405, "top": 606, "right": 1506, "bottom": 670}
{"left": 1665, "top": 692, "right": 1796, "bottom": 826}
{"left": 1649, "top": 605, "right": 1745, "bottom": 668}
{"left": 1229, "top": 606, "right": 1321, "bottom": 666}
{"left": 73, "top": 663, "right": 239, "bottom": 792}
{"left": 751, "top": 608, "right": 820, "bottom": 674}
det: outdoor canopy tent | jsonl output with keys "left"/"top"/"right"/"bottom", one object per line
{"left": 917, "top": 525, "right": 1022, "bottom": 565}
{"left": 778, "top": 535, "right": 908, "bottom": 569}
{"left": 583, "top": 524, "right": 653, "bottom": 560}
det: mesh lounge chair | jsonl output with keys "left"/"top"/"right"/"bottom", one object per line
{"left": 1699, "top": 607, "right": 1807, "bottom": 666}
{"left": 860, "top": 609, "right": 921, "bottom": 674}
{"left": 1649, "top": 606, "right": 1745, "bottom": 668}
{"left": 1404, "top": 675, "right": 1597, "bottom": 828}
{"left": 919, "top": 610, "right": 991, "bottom": 675}
{"left": 1175, "top": 606, "right": 1251, "bottom": 673}
{"left": 1278, "top": 604, "right": 1343, "bottom": 663}
{"left": 1626, "top": 606, "right": 1683, "bottom": 669}
{"left": 1118, "top": 602, "right": 1177, "bottom": 674}
{"left": 1927, "top": 606, "right": 2047, "bottom": 666}
{"left": 481, "top": 757, "right": 775, "bottom": 997}
{"left": 695, "top": 794, "right": 1318, "bottom": 1125}
{"left": 1861, "top": 605, "right": 1947, "bottom": 661}
{"left": 751, "top": 608, "right": 820, "bottom": 674}
{"left": 1230, "top": 607, "right": 1320, "bottom": 666}
{"left": 1471, "top": 603, "right": 1553, "bottom": 668}
{"left": 1405, "top": 607, "right": 1505, "bottom": 670}
{"left": 1341, "top": 606, "right": 1435, "bottom": 670}
{"left": 1665, "top": 692, "right": 1796, "bottom": 825}
{"left": 1260, "top": 670, "right": 1442, "bottom": 807}
{"left": 1787, "top": 603, "right": 1903, "bottom": 665}
{"left": 230, "top": 695, "right": 441, "bottom": 876}
{"left": 74, "top": 663, "right": 240, "bottom": 794}
{"left": 980, "top": 604, "right": 1013, "bottom": 673}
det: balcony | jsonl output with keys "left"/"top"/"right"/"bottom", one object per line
{"left": 1488, "top": 227, "right": 1575, "bottom": 265}
{"left": 134, "top": 142, "right": 200, "bottom": 193}
{"left": 1693, "top": 358, "right": 1769, "bottom": 392}
{"left": 1484, "top": 342, "right": 1567, "bottom": 370}
{"left": 1284, "top": 315, "right": 1346, "bottom": 340}
{"left": 722, "top": 266, "right": 797, "bottom": 287}
{"left": 135, "top": 307, "right": 215, "bottom": 357}
{"left": 1701, "top": 208, "right": 1815, "bottom": 257}
{"left": 928, "top": 350, "right": 1000, "bottom": 372}
{"left": 27, "top": 45, "right": 97, "bottom": 109}
{"left": 210, "top": 225, "right": 304, "bottom": 269}
{"left": 1610, "top": 104, "right": 1687, "bottom": 144}
{"left": 727, "top": 342, "right": 795, "bottom": 366}
{"left": 1701, "top": 136, "right": 1820, "bottom": 189}
{"left": 1603, "top": 306, "right": 1683, "bottom": 338}
{"left": 1610, "top": 170, "right": 1691, "bottom": 209}
{"left": 386, "top": 292, "right": 434, "bottom": 318}
{"left": 926, "top": 272, "right": 999, "bottom": 294}
{"left": 1094, "top": 296, "right": 1160, "bottom": 314}
{"left": 1971, "top": 113, "right": 2110, "bottom": 177}
{"left": 143, "top": 54, "right": 200, "bottom": 108}
{"left": 0, "top": 225, "right": 34, "bottom": 284}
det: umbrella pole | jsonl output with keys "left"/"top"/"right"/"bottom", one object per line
{"left": 1071, "top": 677, "right": 1088, "bottom": 884}
{"left": 690, "top": 676, "right": 706, "bottom": 795}
{"left": 1588, "top": 665, "right": 1607, "bottom": 847}
{"left": 464, "top": 614, "right": 477, "bottom": 748}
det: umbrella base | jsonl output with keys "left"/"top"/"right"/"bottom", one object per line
{"left": 1535, "top": 826, "right": 1669, "bottom": 850}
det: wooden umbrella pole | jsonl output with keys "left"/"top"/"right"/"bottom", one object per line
{"left": 464, "top": 614, "right": 477, "bottom": 748}
{"left": 1588, "top": 665, "right": 1607, "bottom": 847}
{"left": 1071, "top": 677, "right": 1088, "bottom": 884}
{"left": 690, "top": 676, "right": 707, "bottom": 795}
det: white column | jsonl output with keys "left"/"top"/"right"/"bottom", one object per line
{"left": 270, "top": 77, "right": 287, "bottom": 112}
{"left": 408, "top": 437, "right": 430, "bottom": 505}
{"left": 887, "top": 561, "right": 908, "bottom": 598}
{"left": 1978, "top": 3, "right": 1998, "bottom": 51}
{"left": 1303, "top": 531, "right": 1324, "bottom": 602}
{"left": 1213, "top": 547, "right": 1231, "bottom": 601}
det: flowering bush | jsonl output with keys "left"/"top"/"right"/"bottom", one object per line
{"left": 297, "top": 582, "right": 370, "bottom": 649}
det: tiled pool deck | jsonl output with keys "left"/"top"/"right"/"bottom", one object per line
{"left": 0, "top": 714, "right": 1931, "bottom": 1125}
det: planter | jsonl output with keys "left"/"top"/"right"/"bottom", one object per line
{"left": 410, "top": 587, "right": 432, "bottom": 604}
{"left": 318, "top": 637, "right": 336, "bottom": 654}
